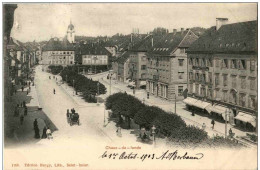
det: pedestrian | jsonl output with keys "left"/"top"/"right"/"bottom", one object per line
{"left": 27, "top": 89, "right": 29, "bottom": 95}
{"left": 34, "top": 126, "right": 40, "bottom": 139}
{"left": 21, "top": 86, "right": 24, "bottom": 92}
{"left": 29, "top": 86, "right": 31, "bottom": 91}
{"left": 49, "top": 76, "right": 51, "bottom": 79}
{"left": 23, "top": 101, "right": 26, "bottom": 107}
{"left": 202, "top": 123, "right": 206, "bottom": 130}
{"left": 53, "top": 88, "right": 55, "bottom": 94}
{"left": 211, "top": 119, "right": 215, "bottom": 129}
{"left": 20, "top": 114, "right": 24, "bottom": 125}
{"left": 24, "top": 107, "right": 27, "bottom": 116}
{"left": 42, "top": 126, "right": 47, "bottom": 139}
{"left": 147, "top": 92, "right": 149, "bottom": 99}
{"left": 67, "top": 109, "right": 70, "bottom": 117}
{"left": 20, "top": 103, "right": 23, "bottom": 107}
{"left": 46, "top": 127, "right": 52, "bottom": 139}
{"left": 15, "top": 89, "right": 17, "bottom": 94}
{"left": 33, "top": 119, "right": 38, "bottom": 130}
{"left": 191, "top": 110, "right": 195, "bottom": 116}
{"left": 229, "top": 128, "right": 233, "bottom": 137}
{"left": 29, "top": 81, "right": 31, "bottom": 86}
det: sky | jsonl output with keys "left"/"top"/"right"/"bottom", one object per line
{"left": 10, "top": 3, "right": 257, "bottom": 42}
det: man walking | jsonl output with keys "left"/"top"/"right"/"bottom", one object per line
{"left": 20, "top": 114, "right": 24, "bottom": 125}
{"left": 211, "top": 119, "right": 215, "bottom": 129}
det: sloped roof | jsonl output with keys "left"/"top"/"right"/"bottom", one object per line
{"left": 42, "top": 38, "right": 75, "bottom": 51}
{"left": 115, "top": 51, "right": 131, "bottom": 64}
{"left": 149, "top": 30, "right": 198, "bottom": 55}
{"left": 187, "top": 20, "right": 257, "bottom": 54}
{"left": 131, "top": 34, "right": 163, "bottom": 52}
{"left": 80, "top": 43, "right": 111, "bottom": 56}
{"left": 8, "top": 37, "right": 23, "bottom": 51}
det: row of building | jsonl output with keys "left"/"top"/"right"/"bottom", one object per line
{"left": 111, "top": 18, "right": 257, "bottom": 131}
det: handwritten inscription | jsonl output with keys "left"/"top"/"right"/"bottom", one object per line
{"left": 100, "top": 150, "right": 204, "bottom": 161}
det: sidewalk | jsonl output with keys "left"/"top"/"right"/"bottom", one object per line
{"left": 4, "top": 80, "right": 58, "bottom": 148}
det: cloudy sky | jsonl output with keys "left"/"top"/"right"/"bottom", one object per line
{"left": 10, "top": 3, "right": 257, "bottom": 42}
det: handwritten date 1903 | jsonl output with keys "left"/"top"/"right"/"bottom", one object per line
{"left": 100, "top": 150, "right": 204, "bottom": 161}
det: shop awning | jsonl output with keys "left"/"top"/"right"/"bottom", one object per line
{"left": 140, "top": 81, "right": 146, "bottom": 86}
{"left": 235, "top": 112, "right": 256, "bottom": 127}
{"left": 192, "top": 100, "right": 211, "bottom": 109}
{"left": 183, "top": 97, "right": 198, "bottom": 106}
{"left": 206, "top": 104, "right": 229, "bottom": 121}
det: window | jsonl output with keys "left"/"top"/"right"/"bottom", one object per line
{"left": 248, "top": 96, "right": 256, "bottom": 109}
{"left": 178, "top": 72, "right": 184, "bottom": 79}
{"left": 240, "top": 77, "right": 246, "bottom": 89}
{"left": 239, "top": 60, "right": 246, "bottom": 69}
{"left": 208, "top": 72, "right": 212, "bottom": 83}
{"left": 223, "top": 90, "right": 228, "bottom": 102}
{"left": 67, "top": 52, "right": 69, "bottom": 54}
{"left": 250, "top": 78, "right": 256, "bottom": 90}
{"left": 222, "top": 59, "right": 229, "bottom": 68}
{"left": 178, "top": 59, "right": 184, "bottom": 66}
{"left": 215, "top": 59, "right": 220, "bottom": 67}
{"left": 189, "top": 58, "right": 193, "bottom": 65}
{"left": 232, "top": 76, "right": 237, "bottom": 88}
{"left": 223, "top": 74, "right": 228, "bottom": 86}
{"left": 63, "top": 52, "right": 66, "bottom": 54}
{"left": 200, "top": 87, "right": 206, "bottom": 96}
{"left": 201, "top": 58, "right": 205, "bottom": 67}
{"left": 239, "top": 93, "right": 246, "bottom": 107}
{"left": 195, "top": 58, "right": 199, "bottom": 66}
{"left": 178, "top": 86, "right": 184, "bottom": 96}
{"left": 201, "top": 74, "right": 206, "bottom": 82}
{"left": 231, "top": 59, "right": 237, "bottom": 69}
{"left": 195, "top": 84, "right": 199, "bottom": 94}
{"left": 189, "top": 72, "right": 193, "bottom": 80}
{"left": 215, "top": 74, "right": 219, "bottom": 86}
{"left": 206, "top": 58, "right": 212, "bottom": 67}
{"left": 215, "top": 89, "right": 221, "bottom": 99}
{"left": 195, "top": 73, "right": 199, "bottom": 81}
{"left": 230, "top": 91, "right": 237, "bottom": 104}
{"left": 250, "top": 60, "right": 255, "bottom": 71}
{"left": 141, "top": 65, "right": 146, "bottom": 70}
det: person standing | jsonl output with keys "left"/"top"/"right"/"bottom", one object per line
{"left": 34, "top": 126, "right": 40, "bottom": 139}
{"left": 202, "top": 123, "right": 206, "bottom": 130}
{"left": 21, "top": 86, "right": 24, "bottom": 92}
{"left": 46, "top": 127, "right": 52, "bottom": 139}
{"left": 42, "top": 126, "right": 47, "bottom": 139}
{"left": 53, "top": 88, "right": 55, "bottom": 94}
{"left": 33, "top": 119, "right": 38, "bottom": 130}
{"left": 23, "top": 101, "right": 26, "bottom": 108}
{"left": 211, "top": 119, "right": 215, "bottom": 129}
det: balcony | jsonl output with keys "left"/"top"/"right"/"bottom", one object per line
{"left": 192, "top": 66, "right": 209, "bottom": 71}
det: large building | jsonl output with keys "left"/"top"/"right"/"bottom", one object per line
{"left": 185, "top": 19, "right": 257, "bottom": 131}
{"left": 80, "top": 43, "right": 111, "bottom": 71}
{"left": 41, "top": 37, "right": 75, "bottom": 65}
{"left": 146, "top": 29, "right": 198, "bottom": 101}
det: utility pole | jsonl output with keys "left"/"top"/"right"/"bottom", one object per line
{"left": 175, "top": 93, "right": 177, "bottom": 114}
{"left": 109, "top": 74, "right": 111, "bottom": 95}
{"left": 225, "top": 109, "right": 228, "bottom": 138}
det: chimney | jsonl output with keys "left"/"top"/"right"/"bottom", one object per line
{"left": 173, "top": 29, "right": 177, "bottom": 35}
{"left": 216, "top": 18, "right": 228, "bottom": 30}
{"left": 181, "top": 28, "right": 184, "bottom": 34}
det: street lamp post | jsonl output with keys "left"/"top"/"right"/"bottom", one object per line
{"left": 97, "top": 81, "right": 100, "bottom": 105}
{"left": 175, "top": 93, "right": 177, "bottom": 114}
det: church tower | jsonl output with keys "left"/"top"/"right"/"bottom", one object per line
{"left": 67, "top": 20, "right": 75, "bottom": 43}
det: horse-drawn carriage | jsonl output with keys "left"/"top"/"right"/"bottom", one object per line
{"left": 67, "top": 111, "right": 80, "bottom": 126}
